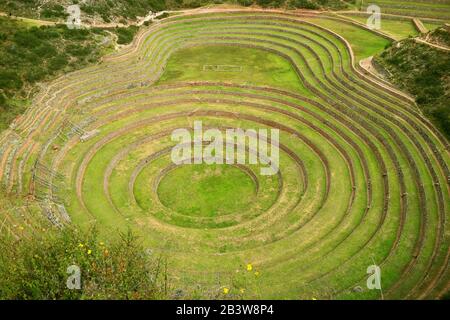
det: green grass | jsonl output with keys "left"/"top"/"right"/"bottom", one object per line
{"left": 302, "top": 17, "right": 392, "bottom": 59}
{"left": 422, "top": 21, "right": 445, "bottom": 31}
{"left": 1, "top": 11, "right": 449, "bottom": 300}
{"left": 157, "top": 45, "right": 305, "bottom": 92}
{"left": 157, "top": 164, "right": 256, "bottom": 217}
{"left": 340, "top": 14, "right": 419, "bottom": 40}
{"left": 357, "top": 0, "right": 450, "bottom": 21}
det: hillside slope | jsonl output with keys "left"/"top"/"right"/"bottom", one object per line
{"left": 375, "top": 26, "right": 450, "bottom": 138}
{"left": 0, "top": 0, "right": 352, "bottom": 23}
{"left": 0, "top": 0, "right": 166, "bottom": 22}
{"left": 0, "top": 16, "right": 117, "bottom": 131}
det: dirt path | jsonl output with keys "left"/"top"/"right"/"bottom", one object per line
{"left": 0, "top": 11, "right": 56, "bottom": 26}
{"left": 358, "top": 56, "right": 415, "bottom": 103}
{"left": 414, "top": 37, "right": 450, "bottom": 51}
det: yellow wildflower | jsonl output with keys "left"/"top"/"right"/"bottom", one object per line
{"left": 87, "top": 249, "right": 92, "bottom": 255}
{"left": 240, "top": 288, "right": 245, "bottom": 294}
{"left": 254, "top": 271, "right": 260, "bottom": 277}
{"left": 78, "top": 243, "right": 84, "bottom": 248}
{"left": 246, "top": 264, "right": 253, "bottom": 271}
{"left": 223, "top": 287, "right": 229, "bottom": 294}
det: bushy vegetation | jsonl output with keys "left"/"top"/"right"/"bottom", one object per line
{"left": 0, "top": 0, "right": 50, "bottom": 19}
{"left": 426, "top": 26, "right": 450, "bottom": 47}
{"left": 0, "top": 0, "right": 352, "bottom": 21}
{"left": 114, "top": 25, "right": 140, "bottom": 45}
{"left": 375, "top": 29, "right": 450, "bottom": 138}
{"left": 0, "top": 0, "right": 166, "bottom": 22}
{"left": 0, "top": 17, "right": 110, "bottom": 131}
{"left": 0, "top": 227, "right": 167, "bottom": 299}
{"left": 40, "top": 3, "right": 68, "bottom": 19}
{"left": 79, "top": 0, "right": 166, "bottom": 21}
{"left": 287, "top": 0, "right": 320, "bottom": 10}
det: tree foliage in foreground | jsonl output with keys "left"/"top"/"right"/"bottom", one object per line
{"left": 0, "top": 227, "right": 167, "bottom": 299}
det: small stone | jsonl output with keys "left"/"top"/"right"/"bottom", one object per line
{"left": 352, "top": 286, "right": 363, "bottom": 293}
{"left": 172, "top": 289, "right": 184, "bottom": 299}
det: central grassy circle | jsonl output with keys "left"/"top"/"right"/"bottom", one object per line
{"left": 157, "top": 164, "right": 257, "bottom": 217}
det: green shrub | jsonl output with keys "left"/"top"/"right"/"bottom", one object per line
{"left": 41, "top": 4, "right": 68, "bottom": 19}
{"left": 24, "top": 67, "right": 46, "bottom": 82}
{"left": 0, "top": 71, "right": 23, "bottom": 90}
{"left": 102, "top": 14, "right": 111, "bottom": 23}
{"left": 48, "top": 54, "right": 69, "bottom": 72}
{"left": 0, "top": 227, "right": 168, "bottom": 299}
{"left": 115, "top": 26, "right": 139, "bottom": 45}
{"left": 0, "top": 93, "right": 6, "bottom": 107}
{"left": 156, "top": 12, "right": 170, "bottom": 19}
{"left": 289, "top": 0, "right": 319, "bottom": 9}
{"left": 237, "top": 0, "right": 254, "bottom": 6}
{"left": 13, "top": 29, "right": 41, "bottom": 48}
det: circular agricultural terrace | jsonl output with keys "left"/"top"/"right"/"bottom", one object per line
{"left": 0, "top": 11, "right": 449, "bottom": 299}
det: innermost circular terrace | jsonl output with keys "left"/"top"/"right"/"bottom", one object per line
{"left": 157, "top": 163, "right": 257, "bottom": 217}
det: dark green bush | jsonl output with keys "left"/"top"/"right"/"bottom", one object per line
{"left": 237, "top": 0, "right": 254, "bottom": 6}
{"left": 0, "top": 71, "right": 23, "bottom": 90}
{"left": 41, "top": 4, "right": 68, "bottom": 19}
{"left": 156, "top": 12, "right": 170, "bottom": 19}
{"left": 48, "top": 54, "right": 69, "bottom": 72}
{"left": 289, "top": 0, "right": 319, "bottom": 9}
{"left": 115, "top": 26, "right": 139, "bottom": 45}
{"left": 0, "top": 93, "right": 6, "bottom": 107}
